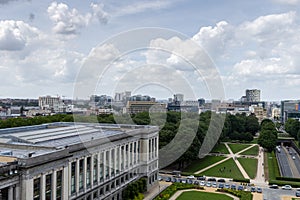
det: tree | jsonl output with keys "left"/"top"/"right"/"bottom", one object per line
{"left": 245, "top": 115, "right": 260, "bottom": 135}
{"left": 298, "top": 129, "right": 300, "bottom": 145}
{"left": 285, "top": 119, "right": 300, "bottom": 139}
{"left": 258, "top": 129, "right": 277, "bottom": 152}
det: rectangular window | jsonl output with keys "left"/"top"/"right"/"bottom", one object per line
{"left": 121, "top": 146, "right": 124, "bottom": 170}
{"left": 45, "top": 174, "right": 52, "bottom": 200}
{"left": 93, "top": 156, "right": 98, "bottom": 184}
{"left": 116, "top": 148, "right": 119, "bottom": 174}
{"left": 56, "top": 170, "right": 62, "bottom": 200}
{"left": 99, "top": 152, "right": 104, "bottom": 182}
{"left": 105, "top": 151, "right": 109, "bottom": 178}
{"left": 71, "top": 162, "right": 76, "bottom": 194}
{"left": 87, "top": 157, "right": 91, "bottom": 188}
{"left": 125, "top": 145, "right": 128, "bottom": 168}
{"left": 33, "top": 177, "right": 40, "bottom": 200}
{"left": 129, "top": 143, "right": 133, "bottom": 166}
{"left": 111, "top": 149, "right": 115, "bottom": 176}
{"left": 134, "top": 142, "right": 137, "bottom": 164}
{"left": 79, "top": 159, "right": 84, "bottom": 190}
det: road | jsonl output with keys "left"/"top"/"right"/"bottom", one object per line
{"left": 276, "top": 146, "right": 300, "bottom": 178}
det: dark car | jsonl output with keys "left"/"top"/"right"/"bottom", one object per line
{"left": 231, "top": 184, "right": 236, "bottom": 190}
{"left": 238, "top": 185, "right": 244, "bottom": 191}
{"left": 194, "top": 181, "right": 200, "bottom": 185}
{"left": 296, "top": 191, "right": 300, "bottom": 197}
{"left": 251, "top": 187, "right": 256, "bottom": 192}
{"left": 208, "top": 178, "right": 216, "bottom": 182}
{"left": 269, "top": 184, "right": 279, "bottom": 189}
{"left": 197, "top": 176, "right": 206, "bottom": 180}
{"left": 257, "top": 187, "right": 262, "bottom": 193}
{"left": 217, "top": 179, "right": 226, "bottom": 183}
{"left": 165, "top": 177, "right": 172, "bottom": 182}
{"left": 187, "top": 179, "right": 193, "bottom": 184}
{"left": 218, "top": 183, "right": 224, "bottom": 189}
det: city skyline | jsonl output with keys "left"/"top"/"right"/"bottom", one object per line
{"left": 1, "top": 1, "right": 300, "bottom": 101}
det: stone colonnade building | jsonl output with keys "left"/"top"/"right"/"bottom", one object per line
{"left": 0, "top": 122, "right": 159, "bottom": 200}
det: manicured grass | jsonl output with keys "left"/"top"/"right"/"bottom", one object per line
{"left": 228, "top": 143, "right": 251, "bottom": 154}
{"left": 197, "top": 158, "right": 244, "bottom": 179}
{"left": 267, "top": 152, "right": 280, "bottom": 181}
{"left": 211, "top": 143, "right": 230, "bottom": 154}
{"left": 250, "top": 138, "right": 258, "bottom": 144}
{"left": 239, "top": 145, "right": 259, "bottom": 156}
{"left": 176, "top": 191, "right": 233, "bottom": 200}
{"left": 183, "top": 156, "right": 226, "bottom": 174}
{"left": 237, "top": 157, "right": 258, "bottom": 179}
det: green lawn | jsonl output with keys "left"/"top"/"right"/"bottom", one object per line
{"left": 176, "top": 191, "right": 233, "bottom": 200}
{"left": 183, "top": 156, "right": 226, "bottom": 174}
{"left": 237, "top": 157, "right": 258, "bottom": 179}
{"left": 250, "top": 138, "right": 258, "bottom": 144}
{"left": 211, "top": 143, "right": 230, "bottom": 154}
{"left": 267, "top": 152, "right": 280, "bottom": 181}
{"left": 240, "top": 145, "right": 259, "bottom": 156}
{"left": 228, "top": 143, "right": 251, "bottom": 154}
{"left": 197, "top": 158, "right": 244, "bottom": 179}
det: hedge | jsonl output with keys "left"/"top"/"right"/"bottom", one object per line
{"left": 153, "top": 183, "right": 204, "bottom": 200}
{"left": 232, "top": 178, "right": 250, "bottom": 183}
{"left": 276, "top": 176, "right": 300, "bottom": 182}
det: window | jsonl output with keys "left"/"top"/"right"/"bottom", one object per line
{"left": 71, "top": 162, "right": 76, "bottom": 194}
{"left": 93, "top": 156, "right": 98, "bottom": 184}
{"left": 33, "top": 177, "right": 40, "bottom": 200}
{"left": 79, "top": 159, "right": 84, "bottom": 190}
{"left": 45, "top": 174, "right": 52, "bottom": 200}
{"left": 56, "top": 170, "right": 63, "bottom": 200}
{"left": 116, "top": 148, "right": 119, "bottom": 174}
{"left": 99, "top": 152, "right": 104, "bottom": 182}
{"left": 105, "top": 151, "right": 109, "bottom": 179}
{"left": 87, "top": 157, "right": 91, "bottom": 188}
{"left": 111, "top": 149, "right": 115, "bottom": 176}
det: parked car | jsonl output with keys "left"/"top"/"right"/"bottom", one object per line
{"left": 225, "top": 184, "right": 230, "bottom": 189}
{"left": 251, "top": 187, "right": 256, "bottom": 192}
{"left": 212, "top": 182, "right": 217, "bottom": 188}
{"left": 194, "top": 181, "right": 200, "bottom": 185}
{"left": 292, "top": 156, "right": 296, "bottom": 160}
{"left": 187, "top": 175, "right": 195, "bottom": 179}
{"left": 171, "top": 178, "right": 177, "bottom": 183}
{"left": 217, "top": 178, "right": 226, "bottom": 183}
{"left": 296, "top": 191, "right": 300, "bottom": 197}
{"left": 218, "top": 183, "right": 224, "bottom": 189}
{"left": 200, "top": 181, "right": 205, "bottom": 186}
{"left": 208, "top": 178, "right": 216, "bottom": 182}
{"left": 165, "top": 177, "right": 172, "bottom": 182}
{"left": 238, "top": 185, "right": 244, "bottom": 191}
{"left": 197, "top": 176, "right": 206, "bottom": 180}
{"left": 187, "top": 179, "right": 193, "bottom": 184}
{"left": 282, "top": 185, "right": 292, "bottom": 190}
{"left": 269, "top": 184, "right": 279, "bottom": 189}
{"left": 206, "top": 182, "right": 212, "bottom": 187}
{"left": 158, "top": 176, "right": 162, "bottom": 181}
{"left": 231, "top": 184, "right": 236, "bottom": 190}
{"left": 257, "top": 187, "right": 262, "bottom": 193}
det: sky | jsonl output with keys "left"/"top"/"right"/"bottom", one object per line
{"left": 0, "top": 0, "right": 300, "bottom": 101}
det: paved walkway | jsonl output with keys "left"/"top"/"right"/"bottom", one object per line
{"left": 251, "top": 146, "right": 267, "bottom": 186}
{"left": 168, "top": 188, "right": 239, "bottom": 200}
{"left": 143, "top": 182, "right": 172, "bottom": 200}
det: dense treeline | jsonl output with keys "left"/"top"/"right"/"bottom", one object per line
{"left": 122, "top": 178, "right": 147, "bottom": 200}
{"left": 285, "top": 118, "right": 300, "bottom": 144}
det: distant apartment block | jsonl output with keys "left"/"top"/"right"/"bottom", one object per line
{"left": 39, "top": 96, "right": 64, "bottom": 113}
{"left": 0, "top": 122, "right": 159, "bottom": 200}
{"left": 245, "top": 89, "right": 261, "bottom": 102}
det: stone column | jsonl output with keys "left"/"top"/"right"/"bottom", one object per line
{"left": 8, "top": 186, "right": 13, "bottom": 200}
{"left": 15, "top": 184, "right": 20, "bottom": 200}
{"left": 40, "top": 174, "right": 45, "bottom": 200}
{"left": 52, "top": 170, "right": 57, "bottom": 200}
{"left": 63, "top": 166, "right": 69, "bottom": 200}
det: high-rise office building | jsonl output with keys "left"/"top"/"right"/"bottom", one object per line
{"left": 245, "top": 89, "right": 260, "bottom": 102}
